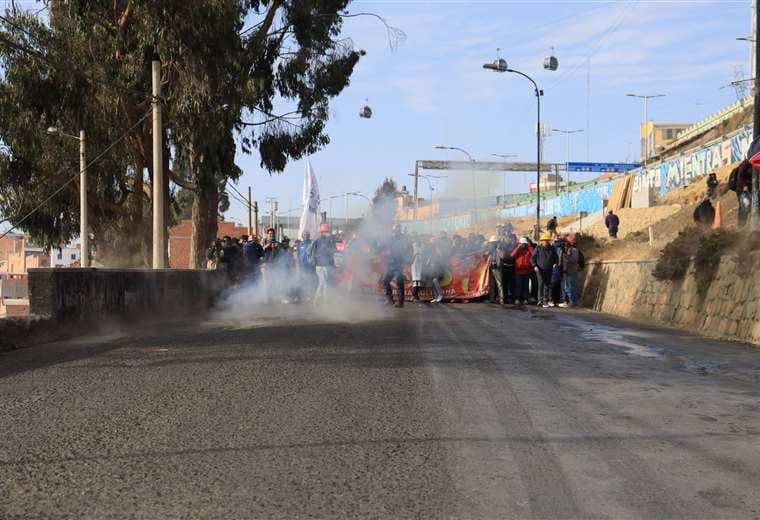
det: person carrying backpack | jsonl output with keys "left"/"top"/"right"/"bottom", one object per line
{"left": 693, "top": 198, "right": 716, "bottom": 227}
{"left": 558, "top": 235, "right": 581, "bottom": 308}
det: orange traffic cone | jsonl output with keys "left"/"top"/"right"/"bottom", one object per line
{"left": 713, "top": 200, "right": 723, "bottom": 229}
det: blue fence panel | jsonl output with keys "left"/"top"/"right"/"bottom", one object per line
{"left": 497, "top": 180, "right": 614, "bottom": 220}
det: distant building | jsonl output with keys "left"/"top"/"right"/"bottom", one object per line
{"left": 529, "top": 172, "right": 568, "bottom": 193}
{"left": 0, "top": 233, "right": 50, "bottom": 318}
{"left": 168, "top": 219, "right": 249, "bottom": 269}
{"left": 50, "top": 241, "right": 81, "bottom": 268}
{"left": 640, "top": 122, "right": 691, "bottom": 161}
{"left": 0, "top": 232, "right": 25, "bottom": 273}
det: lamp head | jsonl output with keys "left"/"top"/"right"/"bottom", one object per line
{"left": 46, "top": 126, "right": 59, "bottom": 135}
{"left": 483, "top": 58, "right": 508, "bottom": 72}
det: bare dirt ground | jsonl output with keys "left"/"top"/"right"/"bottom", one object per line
{"left": 574, "top": 164, "right": 740, "bottom": 261}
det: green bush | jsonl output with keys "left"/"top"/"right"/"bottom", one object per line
{"left": 652, "top": 227, "right": 702, "bottom": 282}
{"left": 693, "top": 230, "right": 738, "bottom": 299}
{"left": 653, "top": 227, "right": 738, "bottom": 300}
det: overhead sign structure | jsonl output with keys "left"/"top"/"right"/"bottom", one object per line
{"left": 419, "top": 160, "right": 562, "bottom": 172}
{"left": 567, "top": 162, "right": 641, "bottom": 173}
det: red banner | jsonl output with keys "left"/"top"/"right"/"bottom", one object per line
{"left": 341, "top": 253, "right": 491, "bottom": 301}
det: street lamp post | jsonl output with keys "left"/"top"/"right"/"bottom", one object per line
{"left": 408, "top": 174, "right": 446, "bottom": 235}
{"left": 47, "top": 126, "right": 89, "bottom": 267}
{"left": 347, "top": 192, "right": 372, "bottom": 205}
{"left": 626, "top": 93, "right": 666, "bottom": 168}
{"left": 484, "top": 57, "right": 544, "bottom": 238}
{"left": 347, "top": 192, "right": 372, "bottom": 219}
{"left": 550, "top": 129, "right": 583, "bottom": 193}
{"left": 490, "top": 153, "right": 518, "bottom": 206}
{"left": 435, "top": 144, "right": 477, "bottom": 232}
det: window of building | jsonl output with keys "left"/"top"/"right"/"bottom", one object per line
{"left": 71, "top": 254, "right": 76, "bottom": 260}
{"left": 57, "top": 252, "right": 62, "bottom": 260}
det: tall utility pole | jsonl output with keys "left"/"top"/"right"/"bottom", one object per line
{"left": 253, "top": 201, "right": 259, "bottom": 237}
{"left": 490, "top": 153, "right": 518, "bottom": 206}
{"left": 752, "top": 0, "right": 757, "bottom": 85}
{"left": 586, "top": 56, "right": 591, "bottom": 161}
{"left": 46, "top": 126, "right": 89, "bottom": 265}
{"left": 434, "top": 145, "right": 476, "bottom": 231}
{"left": 247, "top": 186, "right": 253, "bottom": 236}
{"left": 752, "top": 0, "right": 760, "bottom": 227}
{"left": 626, "top": 93, "right": 666, "bottom": 168}
{"left": 551, "top": 128, "right": 584, "bottom": 193}
{"left": 344, "top": 193, "right": 349, "bottom": 232}
{"left": 151, "top": 59, "right": 166, "bottom": 269}
{"left": 79, "top": 130, "right": 89, "bottom": 267}
{"left": 413, "top": 160, "right": 420, "bottom": 221}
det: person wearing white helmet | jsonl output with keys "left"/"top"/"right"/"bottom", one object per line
{"left": 484, "top": 235, "right": 505, "bottom": 304}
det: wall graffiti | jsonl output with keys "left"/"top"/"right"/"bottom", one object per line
{"left": 633, "top": 126, "right": 752, "bottom": 194}
{"left": 401, "top": 125, "right": 754, "bottom": 231}
{"left": 498, "top": 180, "right": 614, "bottom": 220}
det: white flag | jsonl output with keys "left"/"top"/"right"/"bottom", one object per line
{"left": 298, "top": 159, "right": 321, "bottom": 239}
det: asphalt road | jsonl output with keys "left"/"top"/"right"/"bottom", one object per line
{"left": 2, "top": 302, "right": 760, "bottom": 519}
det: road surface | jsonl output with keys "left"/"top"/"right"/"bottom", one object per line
{"left": 2, "top": 303, "right": 760, "bottom": 519}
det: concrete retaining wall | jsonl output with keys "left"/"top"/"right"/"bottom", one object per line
{"left": 581, "top": 257, "right": 760, "bottom": 345}
{"left": 28, "top": 268, "right": 229, "bottom": 322}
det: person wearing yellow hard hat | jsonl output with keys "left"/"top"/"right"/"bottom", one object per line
{"left": 530, "top": 231, "right": 559, "bottom": 307}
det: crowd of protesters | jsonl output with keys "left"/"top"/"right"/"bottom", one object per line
{"left": 205, "top": 217, "right": 585, "bottom": 310}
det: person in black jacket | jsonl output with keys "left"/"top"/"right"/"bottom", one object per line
{"left": 605, "top": 210, "right": 620, "bottom": 238}
{"left": 242, "top": 235, "right": 264, "bottom": 284}
{"left": 693, "top": 199, "right": 715, "bottom": 227}
{"left": 530, "top": 233, "right": 559, "bottom": 307}
{"left": 218, "top": 236, "right": 241, "bottom": 283}
{"left": 546, "top": 216, "right": 558, "bottom": 236}
{"left": 706, "top": 172, "right": 719, "bottom": 199}
{"left": 383, "top": 224, "right": 411, "bottom": 307}
{"left": 732, "top": 160, "right": 753, "bottom": 227}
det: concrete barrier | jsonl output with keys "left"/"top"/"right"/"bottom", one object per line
{"left": 28, "top": 268, "right": 229, "bottom": 323}
{"left": 580, "top": 257, "right": 760, "bottom": 346}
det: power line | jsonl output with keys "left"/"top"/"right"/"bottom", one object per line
{"left": 228, "top": 183, "right": 249, "bottom": 203}
{"left": 0, "top": 109, "right": 153, "bottom": 240}
{"left": 225, "top": 188, "right": 250, "bottom": 209}
{"left": 542, "top": 0, "right": 638, "bottom": 90}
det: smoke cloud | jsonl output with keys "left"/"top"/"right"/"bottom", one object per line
{"left": 208, "top": 198, "right": 400, "bottom": 328}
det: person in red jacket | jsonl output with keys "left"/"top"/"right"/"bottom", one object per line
{"left": 511, "top": 236, "right": 534, "bottom": 305}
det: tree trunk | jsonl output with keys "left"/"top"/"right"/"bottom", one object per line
{"left": 190, "top": 172, "right": 218, "bottom": 269}
{"left": 189, "top": 145, "right": 218, "bottom": 269}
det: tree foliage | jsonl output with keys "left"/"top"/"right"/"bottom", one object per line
{"left": 373, "top": 177, "right": 398, "bottom": 204}
{"left": 0, "top": 1, "right": 363, "bottom": 267}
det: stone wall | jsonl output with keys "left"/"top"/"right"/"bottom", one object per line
{"left": 581, "top": 256, "right": 760, "bottom": 345}
{"left": 28, "top": 268, "right": 229, "bottom": 322}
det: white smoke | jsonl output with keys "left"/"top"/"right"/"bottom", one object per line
{"left": 208, "top": 198, "right": 401, "bottom": 328}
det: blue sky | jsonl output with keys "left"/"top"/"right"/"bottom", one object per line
{"left": 226, "top": 0, "right": 751, "bottom": 224}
